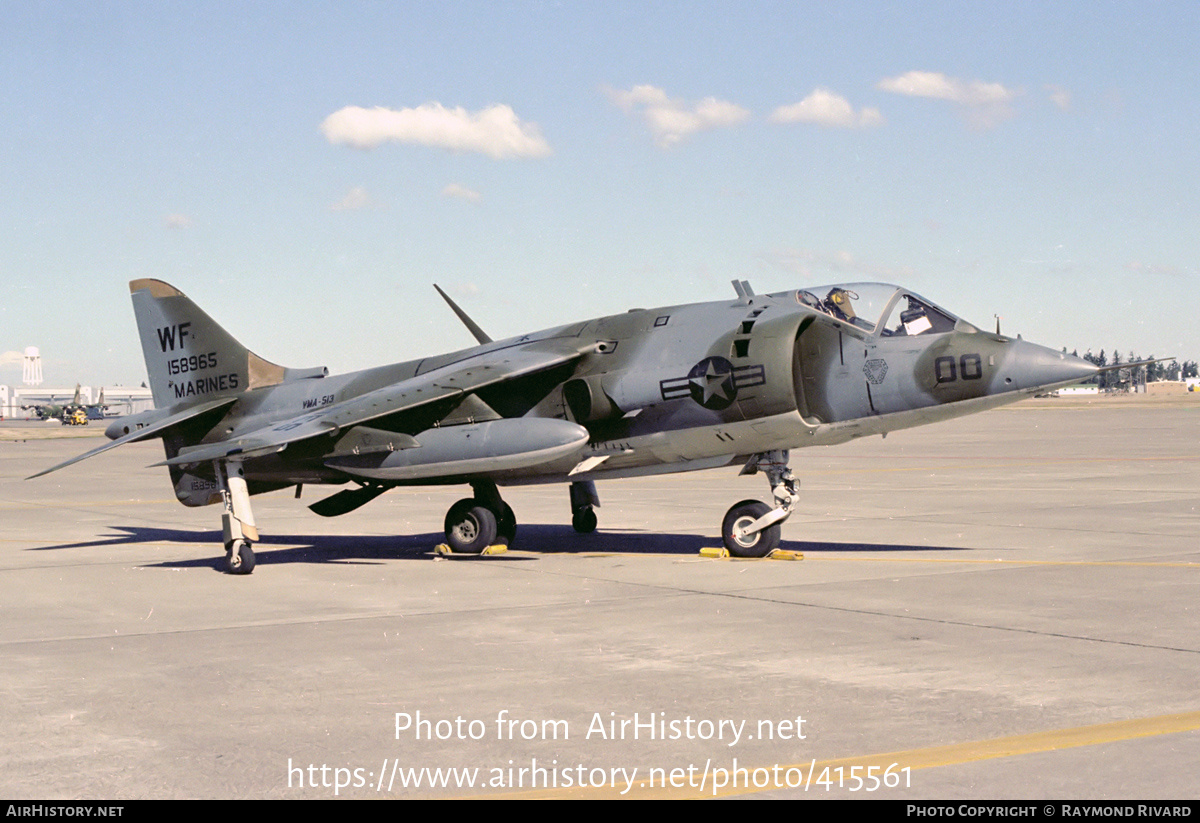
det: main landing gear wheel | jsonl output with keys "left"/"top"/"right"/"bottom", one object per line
{"left": 572, "top": 506, "right": 597, "bottom": 534}
{"left": 722, "top": 499, "right": 780, "bottom": 558}
{"left": 446, "top": 489, "right": 514, "bottom": 549}
{"left": 225, "top": 539, "right": 256, "bottom": 574}
{"left": 444, "top": 500, "right": 498, "bottom": 554}
{"left": 446, "top": 481, "right": 516, "bottom": 549}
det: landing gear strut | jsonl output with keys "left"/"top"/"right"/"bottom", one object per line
{"left": 443, "top": 480, "right": 515, "bottom": 553}
{"left": 721, "top": 450, "right": 797, "bottom": 558}
{"left": 216, "top": 459, "right": 259, "bottom": 574}
{"left": 569, "top": 480, "right": 599, "bottom": 533}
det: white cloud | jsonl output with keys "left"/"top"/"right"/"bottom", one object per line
{"left": 770, "top": 89, "right": 884, "bottom": 129}
{"left": 330, "top": 186, "right": 375, "bottom": 211}
{"left": 606, "top": 84, "right": 671, "bottom": 110}
{"left": 604, "top": 84, "right": 750, "bottom": 147}
{"left": 164, "top": 214, "right": 191, "bottom": 229}
{"left": 1045, "top": 84, "right": 1071, "bottom": 110}
{"left": 877, "top": 70, "right": 1019, "bottom": 128}
{"left": 878, "top": 70, "right": 1014, "bottom": 105}
{"left": 0, "top": 350, "right": 23, "bottom": 367}
{"left": 320, "top": 103, "right": 551, "bottom": 159}
{"left": 441, "top": 183, "right": 481, "bottom": 203}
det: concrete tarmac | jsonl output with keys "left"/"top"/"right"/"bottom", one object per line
{"left": 1, "top": 398, "right": 1197, "bottom": 799}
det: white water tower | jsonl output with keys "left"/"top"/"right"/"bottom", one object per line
{"left": 22, "top": 346, "right": 43, "bottom": 386}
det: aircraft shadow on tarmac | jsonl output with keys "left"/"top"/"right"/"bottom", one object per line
{"left": 33, "top": 523, "right": 971, "bottom": 571}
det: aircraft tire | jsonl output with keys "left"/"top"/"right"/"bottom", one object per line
{"left": 572, "top": 506, "right": 597, "bottom": 534}
{"left": 226, "top": 540, "right": 256, "bottom": 575}
{"left": 721, "top": 500, "right": 779, "bottom": 558}
{"left": 445, "top": 498, "right": 476, "bottom": 537}
{"left": 445, "top": 504, "right": 497, "bottom": 554}
{"left": 449, "top": 497, "right": 515, "bottom": 547}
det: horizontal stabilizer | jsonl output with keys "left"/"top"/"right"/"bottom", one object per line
{"left": 308, "top": 484, "right": 389, "bottom": 517}
{"left": 156, "top": 440, "right": 288, "bottom": 467}
{"left": 154, "top": 416, "right": 340, "bottom": 467}
{"left": 27, "top": 396, "right": 238, "bottom": 479}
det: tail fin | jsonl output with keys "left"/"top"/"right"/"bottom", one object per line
{"left": 130, "top": 279, "right": 327, "bottom": 408}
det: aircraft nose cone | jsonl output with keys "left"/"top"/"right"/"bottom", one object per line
{"left": 1005, "top": 341, "right": 1097, "bottom": 392}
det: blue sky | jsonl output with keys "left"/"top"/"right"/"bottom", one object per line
{"left": 2, "top": 1, "right": 1197, "bottom": 386}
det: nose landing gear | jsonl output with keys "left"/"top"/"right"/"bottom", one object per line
{"left": 721, "top": 450, "right": 797, "bottom": 557}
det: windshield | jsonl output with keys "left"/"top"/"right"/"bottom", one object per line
{"left": 791, "top": 283, "right": 901, "bottom": 333}
{"left": 785, "top": 283, "right": 971, "bottom": 337}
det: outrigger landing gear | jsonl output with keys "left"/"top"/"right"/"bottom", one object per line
{"left": 721, "top": 450, "right": 798, "bottom": 558}
{"left": 443, "top": 480, "right": 515, "bottom": 553}
{"left": 216, "top": 460, "right": 259, "bottom": 575}
{"left": 569, "top": 480, "right": 599, "bottom": 533}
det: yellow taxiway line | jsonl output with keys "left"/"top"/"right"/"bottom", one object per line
{"left": 483, "top": 710, "right": 1200, "bottom": 799}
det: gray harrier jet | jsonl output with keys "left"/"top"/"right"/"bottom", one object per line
{"left": 31, "top": 279, "right": 1100, "bottom": 573}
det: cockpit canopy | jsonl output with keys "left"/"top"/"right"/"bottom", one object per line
{"left": 781, "top": 283, "right": 977, "bottom": 337}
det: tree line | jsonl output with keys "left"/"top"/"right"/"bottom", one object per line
{"left": 1066, "top": 349, "right": 1198, "bottom": 390}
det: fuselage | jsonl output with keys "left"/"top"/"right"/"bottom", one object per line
{"left": 105, "top": 282, "right": 1095, "bottom": 501}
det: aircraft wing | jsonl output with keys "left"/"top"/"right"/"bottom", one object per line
{"left": 26, "top": 396, "right": 239, "bottom": 479}
{"left": 159, "top": 339, "right": 591, "bottom": 469}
